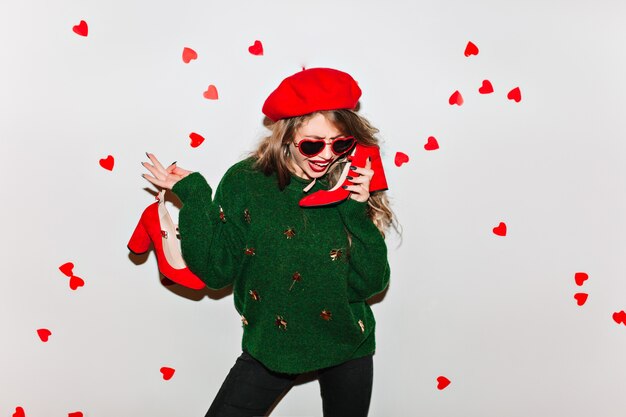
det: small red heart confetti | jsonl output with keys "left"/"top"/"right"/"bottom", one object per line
{"left": 68, "top": 412, "right": 83, "bottom": 417}
{"left": 613, "top": 310, "right": 626, "bottom": 325}
{"left": 493, "top": 222, "right": 507, "bottom": 236}
{"left": 248, "top": 40, "right": 264, "bottom": 56}
{"left": 574, "top": 272, "right": 588, "bottom": 286}
{"left": 437, "top": 376, "right": 451, "bottom": 390}
{"left": 449, "top": 90, "right": 463, "bottom": 106}
{"left": 479, "top": 80, "right": 494, "bottom": 94}
{"left": 182, "top": 47, "right": 197, "bottom": 63}
{"left": 464, "top": 41, "right": 479, "bottom": 57}
{"left": 574, "top": 293, "right": 588, "bottom": 306}
{"left": 37, "top": 328, "right": 52, "bottom": 342}
{"left": 424, "top": 136, "right": 439, "bottom": 151}
{"left": 13, "top": 407, "right": 25, "bottom": 417}
{"left": 203, "top": 85, "right": 219, "bottom": 100}
{"left": 59, "top": 262, "right": 74, "bottom": 277}
{"left": 507, "top": 87, "right": 522, "bottom": 102}
{"left": 72, "top": 20, "right": 88, "bottom": 37}
{"left": 189, "top": 132, "right": 205, "bottom": 148}
{"left": 99, "top": 155, "right": 114, "bottom": 171}
{"left": 69, "top": 275, "right": 85, "bottom": 290}
{"left": 394, "top": 152, "right": 409, "bottom": 167}
{"left": 160, "top": 366, "right": 176, "bottom": 380}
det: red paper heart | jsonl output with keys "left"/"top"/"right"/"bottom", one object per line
{"left": 59, "top": 262, "right": 74, "bottom": 277}
{"left": 493, "top": 222, "right": 507, "bottom": 236}
{"left": 13, "top": 406, "right": 25, "bottom": 417}
{"left": 248, "top": 40, "right": 264, "bottom": 56}
{"left": 394, "top": 152, "right": 409, "bottom": 167}
{"left": 464, "top": 41, "right": 479, "bottom": 57}
{"left": 37, "top": 328, "right": 52, "bottom": 342}
{"left": 189, "top": 132, "right": 205, "bottom": 148}
{"left": 574, "top": 293, "right": 588, "bottom": 306}
{"left": 72, "top": 20, "right": 88, "bottom": 37}
{"left": 574, "top": 272, "right": 588, "bottom": 286}
{"left": 424, "top": 136, "right": 439, "bottom": 151}
{"left": 160, "top": 366, "right": 176, "bottom": 380}
{"left": 99, "top": 155, "right": 114, "bottom": 171}
{"left": 449, "top": 90, "right": 463, "bottom": 106}
{"left": 69, "top": 275, "right": 85, "bottom": 290}
{"left": 479, "top": 80, "right": 494, "bottom": 94}
{"left": 182, "top": 47, "right": 197, "bottom": 63}
{"left": 203, "top": 85, "right": 219, "bottom": 100}
{"left": 437, "top": 376, "right": 451, "bottom": 390}
{"left": 68, "top": 412, "right": 83, "bottom": 417}
{"left": 613, "top": 310, "right": 626, "bottom": 325}
{"left": 507, "top": 87, "right": 522, "bottom": 102}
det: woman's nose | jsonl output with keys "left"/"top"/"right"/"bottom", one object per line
{"left": 319, "top": 142, "right": 334, "bottom": 160}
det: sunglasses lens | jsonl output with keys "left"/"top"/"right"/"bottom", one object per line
{"left": 332, "top": 138, "right": 355, "bottom": 154}
{"left": 299, "top": 140, "right": 325, "bottom": 156}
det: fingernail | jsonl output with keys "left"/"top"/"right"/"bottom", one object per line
{"left": 350, "top": 166, "right": 357, "bottom": 171}
{"left": 342, "top": 185, "right": 348, "bottom": 189}
{"left": 141, "top": 174, "right": 145, "bottom": 178}
{"left": 145, "top": 152, "right": 150, "bottom": 158}
{"left": 170, "top": 161, "right": 177, "bottom": 166}
{"left": 347, "top": 176, "right": 354, "bottom": 180}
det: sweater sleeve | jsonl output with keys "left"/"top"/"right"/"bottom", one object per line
{"left": 336, "top": 198, "right": 390, "bottom": 301}
{"left": 171, "top": 169, "right": 247, "bottom": 290}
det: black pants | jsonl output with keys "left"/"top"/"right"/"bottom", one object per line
{"left": 205, "top": 351, "right": 373, "bottom": 417}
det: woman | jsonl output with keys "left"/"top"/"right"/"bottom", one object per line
{"left": 141, "top": 68, "right": 393, "bottom": 417}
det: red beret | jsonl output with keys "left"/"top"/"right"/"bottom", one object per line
{"left": 262, "top": 68, "right": 362, "bottom": 122}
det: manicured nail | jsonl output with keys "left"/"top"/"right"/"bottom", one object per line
{"left": 367, "top": 157, "right": 371, "bottom": 162}
{"left": 170, "top": 161, "right": 177, "bottom": 166}
{"left": 347, "top": 176, "right": 354, "bottom": 180}
{"left": 342, "top": 185, "right": 348, "bottom": 189}
{"left": 145, "top": 152, "right": 150, "bottom": 158}
{"left": 350, "top": 166, "right": 357, "bottom": 171}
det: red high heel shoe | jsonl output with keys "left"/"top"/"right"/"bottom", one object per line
{"left": 128, "top": 190, "right": 206, "bottom": 290}
{"left": 299, "top": 143, "right": 388, "bottom": 207}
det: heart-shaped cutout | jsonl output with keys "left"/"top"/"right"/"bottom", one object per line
{"left": 189, "top": 132, "right": 205, "bottom": 148}
{"left": 160, "top": 366, "right": 176, "bottom": 380}
{"left": 182, "top": 47, "right": 197, "bottom": 63}
{"left": 72, "top": 20, "right": 88, "bottom": 37}
{"left": 394, "top": 152, "right": 409, "bottom": 167}
{"left": 574, "top": 293, "right": 588, "bottom": 306}
{"left": 59, "top": 262, "right": 74, "bottom": 277}
{"left": 69, "top": 275, "right": 85, "bottom": 290}
{"left": 203, "top": 85, "right": 219, "bottom": 100}
{"left": 449, "top": 90, "right": 463, "bottom": 106}
{"left": 613, "top": 310, "right": 626, "bottom": 325}
{"left": 437, "top": 376, "right": 451, "bottom": 390}
{"left": 464, "top": 41, "right": 478, "bottom": 57}
{"left": 13, "top": 406, "right": 25, "bottom": 417}
{"left": 574, "top": 272, "right": 588, "bottom": 286}
{"left": 37, "top": 328, "right": 51, "bottom": 342}
{"left": 493, "top": 222, "right": 507, "bottom": 236}
{"left": 479, "top": 79, "right": 494, "bottom": 94}
{"left": 99, "top": 155, "right": 114, "bottom": 171}
{"left": 424, "top": 136, "right": 439, "bottom": 151}
{"left": 248, "top": 40, "right": 264, "bottom": 56}
{"left": 507, "top": 87, "right": 522, "bottom": 102}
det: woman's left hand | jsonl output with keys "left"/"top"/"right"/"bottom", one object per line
{"left": 344, "top": 157, "right": 373, "bottom": 203}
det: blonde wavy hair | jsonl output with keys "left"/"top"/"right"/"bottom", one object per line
{"left": 252, "top": 109, "right": 396, "bottom": 236}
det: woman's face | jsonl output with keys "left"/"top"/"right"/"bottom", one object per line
{"left": 288, "top": 113, "right": 346, "bottom": 180}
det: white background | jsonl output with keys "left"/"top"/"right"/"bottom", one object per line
{"left": 2, "top": 0, "right": 626, "bottom": 416}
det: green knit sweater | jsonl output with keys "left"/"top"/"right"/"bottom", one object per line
{"left": 171, "top": 157, "right": 390, "bottom": 374}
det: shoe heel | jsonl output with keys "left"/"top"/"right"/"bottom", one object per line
{"left": 128, "top": 219, "right": 151, "bottom": 254}
{"left": 369, "top": 153, "right": 388, "bottom": 192}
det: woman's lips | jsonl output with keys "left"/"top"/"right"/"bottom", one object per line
{"left": 308, "top": 160, "right": 330, "bottom": 173}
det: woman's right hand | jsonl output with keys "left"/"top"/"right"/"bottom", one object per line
{"left": 142, "top": 152, "right": 192, "bottom": 190}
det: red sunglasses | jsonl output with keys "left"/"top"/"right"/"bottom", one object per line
{"left": 293, "top": 136, "right": 356, "bottom": 158}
